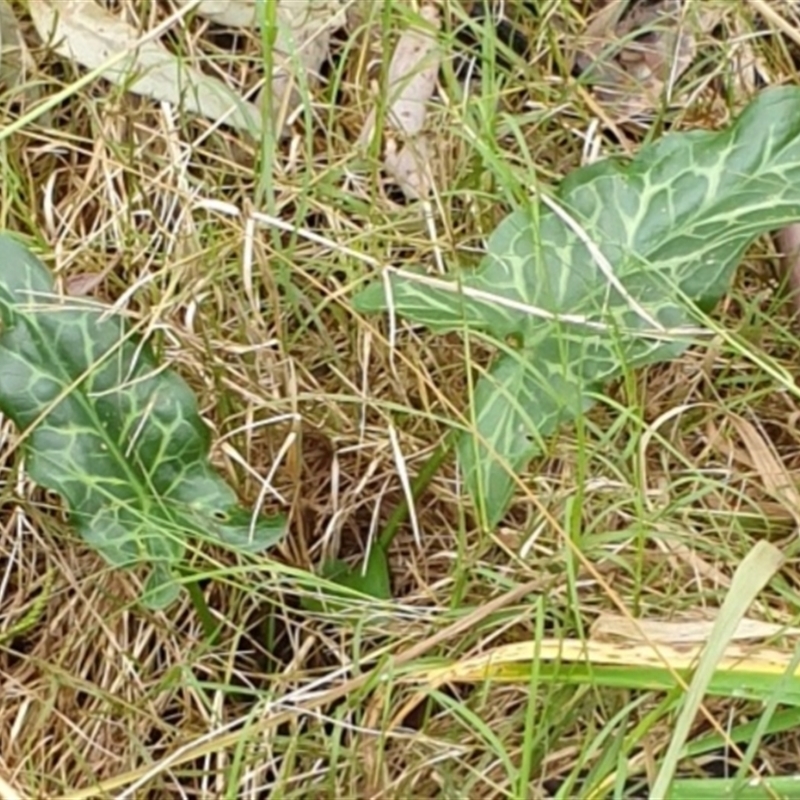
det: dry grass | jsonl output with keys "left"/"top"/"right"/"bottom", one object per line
{"left": 3, "top": 0, "right": 800, "bottom": 797}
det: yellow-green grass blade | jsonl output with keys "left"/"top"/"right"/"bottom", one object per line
{"left": 652, "top": 540, "right": 784, "bottom": 797}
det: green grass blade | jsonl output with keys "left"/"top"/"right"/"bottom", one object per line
{"left": 651, "top": 540, "right": 784, "bottom": 798}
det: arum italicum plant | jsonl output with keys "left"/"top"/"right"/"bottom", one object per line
{"left": 0, "top": 235, "right": 286, "bottom": 608}
{"left": 356, "top": 86, "right": 800, "bottom": 529}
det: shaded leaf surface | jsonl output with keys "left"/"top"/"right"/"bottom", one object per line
{"left": 0, "top": 235, "right": 285, "bottom": 607}
{"left": 355, "top": 87, "right": 800, "bottom": 527}
{"left": 322, "top": 547, "right": 392, "bottom": 600}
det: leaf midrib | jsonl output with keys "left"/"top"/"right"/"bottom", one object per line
{"left": 13, "top": 304, "right": 162, "bottom": 532}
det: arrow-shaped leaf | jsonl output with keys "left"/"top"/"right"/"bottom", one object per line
{"left": 0, "top": 235, "right": 286, "bottom": 607}
{"left": 355, "top": 86, "right": 800, "bottom": 527}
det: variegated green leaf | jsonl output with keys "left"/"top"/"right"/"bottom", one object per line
{"left": 0, "top": 235, "right": 286, "bottom": 607}
{"left": 355, "top": 86, "right": 800, "bottom": 527}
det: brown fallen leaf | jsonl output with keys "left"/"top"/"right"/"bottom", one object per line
{"left": 261, "top": 0, "right": 343, "bottom": 132}
{"left": 29, "top": 0, "right": 263, "bottom": 134}
{"left": 592, "top": 611, "right": 800, "bottom": 645}
{"left": 359, "top": 4, "right": 441, "bottom": 200}
{"left": 175, "top": 0, "right": 342, "bottom": 133}
{"left": 727, "top": 415, "right": 800, "bottom": 530}
{"left": 574, "top": 0, "right": 724, "bottom": 119}
{"left": 0, "top": 0, "right": 39, "bottom": 108}
{"left": 64, "top": 257, "right": 122, "bottom": 296}
{"left": 775, "top": 224, "right": 800, "bottom": 318}
{"left": 657, "top": 537, "right": 732, "bottom": 589}
{"left": 384, "top": 134, "right": 434, "bottom": 202}
{"left": 182, "top": 0, "right": 263, "bottom": 28}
